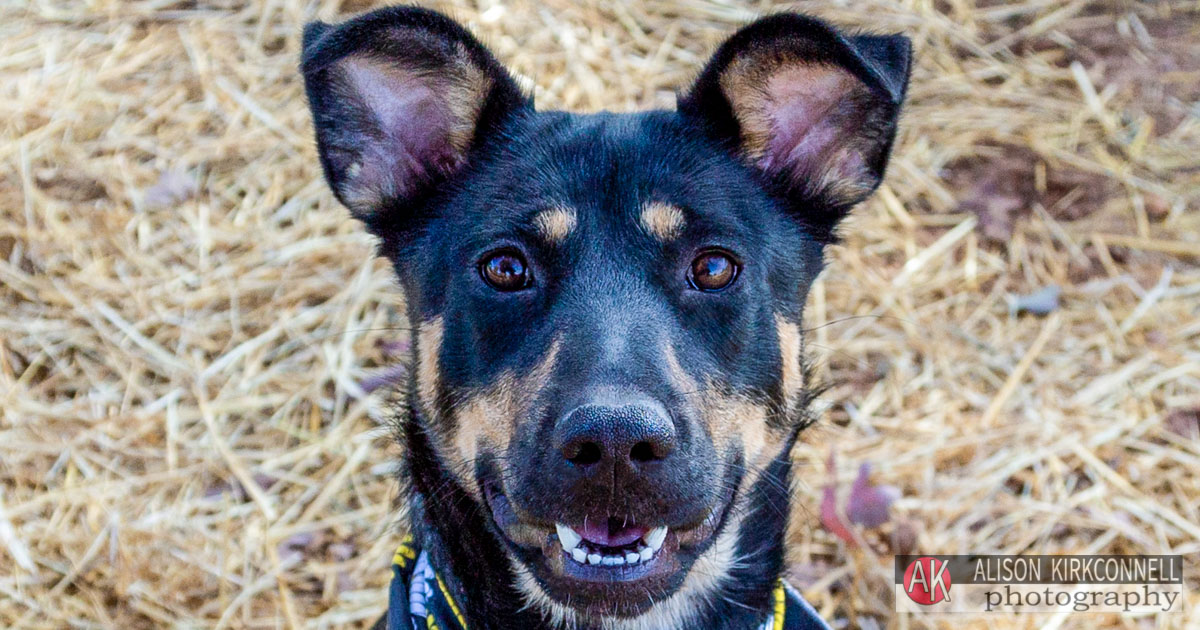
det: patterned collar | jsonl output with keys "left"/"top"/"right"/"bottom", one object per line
{"left": 384, "top": 536, "right": 830, "bottom": 630}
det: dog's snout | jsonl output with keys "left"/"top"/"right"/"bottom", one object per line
{"left": 554, "top": 402, "right": 676, "bottom": 471}
{"left": 522, "top": 386, "right": 713, "bottom": 527}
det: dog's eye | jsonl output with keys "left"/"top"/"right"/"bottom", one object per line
{"left": 481, "top": 251, "right": 531, "bottom": 291}
{"left": 689, "top": 251, "right": 739, "bottom": 292}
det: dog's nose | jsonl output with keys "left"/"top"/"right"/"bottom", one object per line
{"left": 554, "top": 402, "right": 676, "bottom": 471}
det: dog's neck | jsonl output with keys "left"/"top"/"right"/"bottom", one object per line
{"left": 400, "top": 405, "right": 798, "bottom": 630}
{"left": 402, "top": 407, "right": 540, "bottom": 627}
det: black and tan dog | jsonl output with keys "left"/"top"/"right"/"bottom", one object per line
{"left": 301, "top": 6, "right": 909, "bottom": 629}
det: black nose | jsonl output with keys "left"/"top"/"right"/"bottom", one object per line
{"left": 554, "top": 402, "right": 677, "bottom": 470}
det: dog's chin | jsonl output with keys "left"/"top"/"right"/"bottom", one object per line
{"left": 480, "top": 478, "right": 737, "bottom": 619}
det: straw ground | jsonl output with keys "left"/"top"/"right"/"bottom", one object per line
{"left": 1, "top": 0, "right": 1197, "bottom": 628}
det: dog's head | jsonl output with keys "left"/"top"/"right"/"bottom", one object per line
{"left": 303, "top": 7, "right": 908, "bottom": 624}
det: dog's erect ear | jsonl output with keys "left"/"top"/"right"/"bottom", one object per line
{"left": 679, "top": 14, "right": 911, "bottom": 238}
{"left": 301, "top": 7, "right": 528, "bottom": 222}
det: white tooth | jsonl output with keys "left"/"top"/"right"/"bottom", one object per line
{"left": 625, "top": 552, "right": 640, "bottom": 564}
{"left": 645, "top": 526, "right": 668, "bottom": 551}
{"left": 572, "top": 548, "right": 587, "bottom": 563}
{"left": 587, "top": 553, "right": 602, "bottom": 565}
{"left": 602, "top": 556, "right": 621, "bottom": 566}
{"left": 639, "top": 546, "right": 653, "bottom": 561}
{"left": 556, "top": 524, "right": 582, "bottom": 552}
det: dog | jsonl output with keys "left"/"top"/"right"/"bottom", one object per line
{"left": 300, "top": 6, "right": 909, "bottom": 629}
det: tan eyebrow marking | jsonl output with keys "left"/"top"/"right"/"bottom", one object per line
{"left": 532, "top": 207, "right": 577, "bottom": 245}
{"left": 640, "top": 202, "right": 686, "bottom": 241}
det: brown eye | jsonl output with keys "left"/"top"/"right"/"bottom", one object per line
{"left": 689, "top": 251, "right": 739, "bottom": 292}
{"left": 481, "top": 251, "right": 530, "bottom": 291}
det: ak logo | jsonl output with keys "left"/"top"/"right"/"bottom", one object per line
{"left": 903, "top": 557, "right": 953, "bottom": 605}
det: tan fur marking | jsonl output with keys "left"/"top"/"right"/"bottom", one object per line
{"left": 662, "top": 343, "right": 699, "bottom": 395}
{"left": 452, "top": 376, "right": 518, "bottom": 471}
{"left": 532, "top": 207, "right": 577, "bottom": 245}
{"left": 417, "top": 317, "right": 444, "bottom": 417}
{"left": 445, "top": 42, "right": 494, "bottom": 155}
{"left": 718, "top": 55, "right": 872, "bottom": 204}
{"left": 640, "top": 202, "right": 686, "bottom": 241}
{"left": 666, "top": 343, "right": 784, "bottom": 475}
{"left": 720, "top": 58, "right": 849, "bottom": 159}
{"left": 338, "top": 37, "right": 493, "bottom": 214}
{"left": 776, "top": 314, "right": 803, "bottom": 412}
{"left": 665, "top": 343, "right": 783, "bottom": 470}
{"left": 445, "top": 339, "right": 562, "bottom": 495}
{"left": 703, "top": 386, "right": 782, "bottom": 472}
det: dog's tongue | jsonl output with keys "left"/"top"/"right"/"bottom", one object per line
{"left": 579, "top": 519, "right": 648, "bottom": 547}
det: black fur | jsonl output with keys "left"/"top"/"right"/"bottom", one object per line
{"left": 302, "top": 7, "right": 910, "bottom": 629}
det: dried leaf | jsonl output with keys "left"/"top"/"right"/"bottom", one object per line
{"left": 820, "top": 451, "right": 858, "bottom": 546}
{"left": 144, "top": 170, "right": 197, "bottom": 208}
{"left": 1008, "top": 285, "right": 1061, "bottom": 316}
{"left": 359, "top": 364, "right": 407, "bottom": 394}
{"left": 846, "top": 462, "right": 899, "bottom": 528}
{"left": 820, "top": 484, "right": 857, "bottom": 547}
{"left": 890, "top": 519, "right": 919, "bottom": 556}
{"left": 329, "top": 542, "right": 355, "bottom": 562}
{"left": 945, "top": 144, "right": 1117, "bottom": 243}
{"left": 786, "top": 561, "right": 830, "bottom": 591}
{"left": 1164, "top": 408, "right": 1200, "bottom": 439}
{"left": 859, "top": 618, "right": 882, "bottom": 630}
{"left": 377, "top": 339, "right": 411, "bottom": 357}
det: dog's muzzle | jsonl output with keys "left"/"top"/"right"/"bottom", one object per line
{"left": 481, "top": 393, "right": 731, "bottom": 617}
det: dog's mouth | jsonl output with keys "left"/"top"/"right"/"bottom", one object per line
{"left": 481, "top": 469, "right": 738, "bottom": 617}
{"left": 553, "top": 519, "right": 667, "bottom": 572}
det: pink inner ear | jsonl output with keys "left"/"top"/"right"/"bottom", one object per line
{"left": 760, "top": 65, "right": 867, "bottom": 185}
{"left": 344, "top": 57, "right": 461, "bottom": 200}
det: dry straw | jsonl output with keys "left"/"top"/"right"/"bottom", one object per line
{"left": 1, "top": 0, "right": 1197, "bottom": 628}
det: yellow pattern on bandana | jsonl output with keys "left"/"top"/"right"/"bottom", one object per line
{"left": 393, "top": 535, "right": 418, "bottom": 569}
{"left": 773, "top": 579, "right": 786, "bottom": 630}
{"left": 435, "top": 573, "right": 468, "bottom": 629}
